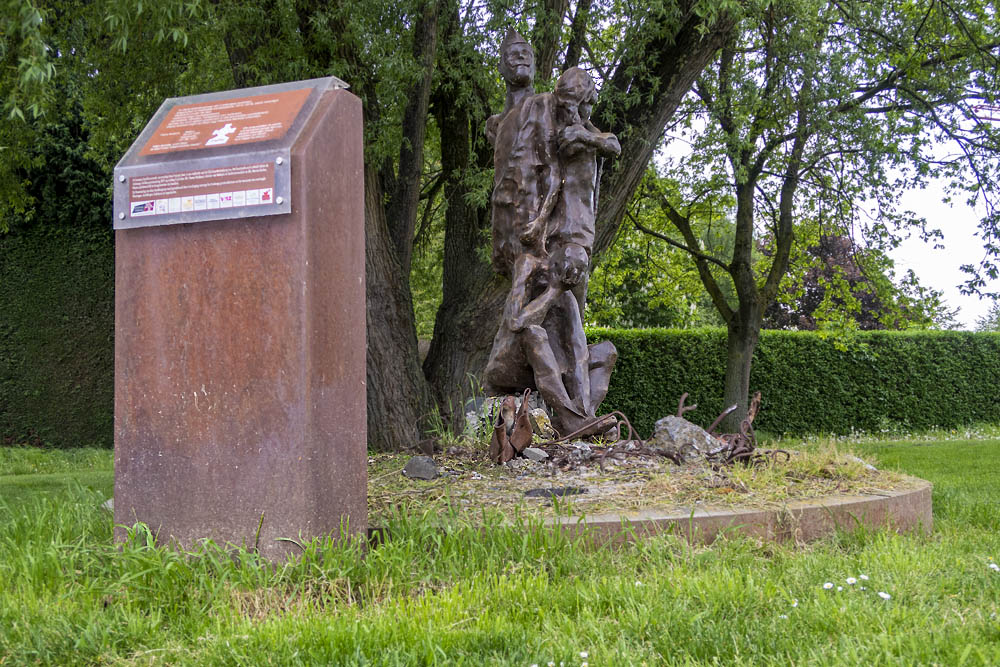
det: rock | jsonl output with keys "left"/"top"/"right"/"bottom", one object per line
{"left": 566, "top": 441, "right": 593, "bottom": 463}
{"left": 505, "top": 458, "right": 534, "bottom": 472}
{"left": 529, "top": 408, "right": 555, "bottom": 439}
{"left": 525, "top": 486, "right": 587, "bottom": 498}
{"left": 846, "top": 455, "right": 878, "bottom": 472}
{"left": 522, "top": 447, "right": 549, "bottom": 462}
{"left": 463, "top": 394, "right": 492, "bottom": 440}
{"left": 647, "top": 415, "right": 718, "bottom": 464}
{"left": 417, "top": 338, "right": 432, "bottom": 363}
{"left": 101, "top": 498, "right": 114, "bottom": 512}
{"left": 465, "top": 396, "right": 503, "bottom": 441}
{"left": 402, "top": 456, "right": 439, "bottom": 480}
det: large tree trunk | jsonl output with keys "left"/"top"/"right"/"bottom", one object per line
{"left": 387, "top": 0, "right": 442, "bottom": 279}
{"left": 719, "top": 182, "right": 761, "bottom": 431}
{"left": 531, "top": 0, "right": 571, "bottom": 83}
{"left": 364, "top": 1, "right": 442, "bottom": 450}
{"left": 722, "top": 301, "right": 762, "bottom": 432}
{"left": 365, "top": 169, "right": 437, "bottom": 450}
{"left": 592, "top": 6, "right": 736, "bottom": 257}
{"left": 422, "top": 99, "right": 505, "bottom": 428}
{"left": 422, "top": 1, "right": 507, "bottom": 430}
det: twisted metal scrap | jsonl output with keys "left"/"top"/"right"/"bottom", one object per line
{"left": 704, "top": 392, "right": 789, "bottom": 466}
{"left": 493, "top": 390, "right": 787, "bottom": 470}
{"left": 489, "top": 389, "right": 534, "bottom": 463}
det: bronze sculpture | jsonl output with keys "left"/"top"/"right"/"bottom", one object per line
{"left": 484, "top": 31, "right": 620, "bottom": 438}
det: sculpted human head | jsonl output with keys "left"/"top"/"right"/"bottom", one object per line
{"left": 499, "top": 29, "right": 535, "bottom": 87}
{"left": 554, "top": 66, "right": 598, "bottom": 126}
{"left": 550, "top": 242, "right": 590, "bottom": 288}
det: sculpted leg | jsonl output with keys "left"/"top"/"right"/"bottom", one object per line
{"left": 483, "top": 328, "right": 534, "bottom": 395}
{"left": 557, "top": 290, "right": 592, "bottom": 417}
{"left": 587, "top": 340, "right": 617, "bottom": 409}
{"left": 521, "top": 324, "right": 586, "bottom": 431}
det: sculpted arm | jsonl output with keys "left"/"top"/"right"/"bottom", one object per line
{"left": 504, "top": 254, "right": 563, "bottom": 332}
{"left": 519, "top": 98, "right": 562, "bottom": 248}
{"left": 560, "top": 122, "right": 621, "bottom": 158}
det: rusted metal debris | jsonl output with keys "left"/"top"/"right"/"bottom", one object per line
{"left": 489, "top": 389, "right": 534, "bottom": 463}
{"left": 676, "top": 392, "right": 697, "bottom": 417}
{"left": 527, "top": 410, "right": 686, "bottom": 470}
{"left": 489, "top": 390, "right": 787, "bottom": 470}
{"left": 704, "top": 392, "right": 790, "bottom": 466}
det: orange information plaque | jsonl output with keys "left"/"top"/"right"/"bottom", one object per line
{"left": 114, "top": 82, "right": 366, "bottom": 561}
{"left": 140, "top": 88, "right": 311, "bottom": 156}
{"left": 113, "top": 76, "right": 347, "bottom": 229}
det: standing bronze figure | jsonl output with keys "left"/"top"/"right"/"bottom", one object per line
{"left": 484, "top": 31, "right": 620, "bottom": 438}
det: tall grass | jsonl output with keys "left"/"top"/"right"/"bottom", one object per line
{"left": 1, "top": 438, "right": 999, "bottom": 664}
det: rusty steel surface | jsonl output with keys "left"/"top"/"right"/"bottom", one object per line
{"left": 489, "top": 389, "right": 540, "bottom": 463}
{"left": 114, "top": 88, "right": 366, "bottom": 560}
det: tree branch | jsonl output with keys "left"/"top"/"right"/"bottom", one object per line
{"left": 640, "top": 193, "right": 736, "bottom": 322}
{"left": 562, "top": 0, "right": 593, "bottom": 72}
{"left": 386, "top": 0, "right": 442, "bottom": 277}
{"left": 630, "top": 210, "right": 730, "bottom": 273}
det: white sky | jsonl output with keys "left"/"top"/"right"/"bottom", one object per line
{"left": 890, "top": 184, "right": 999, "bottom": 330}
{"left": 658, "top": 133, "right": 1000, "bottom": 330}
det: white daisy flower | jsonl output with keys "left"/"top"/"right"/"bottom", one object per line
{"left": 846, "top": 577, "right": 857, "bottom": 585}
{"left": 823, "top": 582, "right": 834, "bottom": 589}
{"left": 878, "top": 591, "right": 891, "bottom": 600}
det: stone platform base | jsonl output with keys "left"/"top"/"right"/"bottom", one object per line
{"left": 544, "top": 481, "right": 932, "bottom": 546}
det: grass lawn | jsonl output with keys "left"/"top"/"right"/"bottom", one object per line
{"left": 1, "top": 435, "right": 999, "bottom": 665}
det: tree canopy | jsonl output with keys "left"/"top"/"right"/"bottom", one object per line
{"left": 2, "top": 0, "right": 998, "bottom": 443}
{"left": 639, "top": 0, "right": 1000, "bottom": 424}
{"left": 1, "top": 0, "right": 739, "bottom": 447}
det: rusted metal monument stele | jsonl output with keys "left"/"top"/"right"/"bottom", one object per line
{"left": 484, "top": 30, "right": 622, "bottom": 457}
{"left": 112, "top": 77, "right": 366, "bottom": 560}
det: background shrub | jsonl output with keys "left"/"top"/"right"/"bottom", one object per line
{"left": 4, "top": 283, "right": 999, "bottom": 448}
{"left": 594, "top": 327, "right": 1000, "bottom": 437}
{"left": 1, "top": 226, "right": 114, "bottom": 448}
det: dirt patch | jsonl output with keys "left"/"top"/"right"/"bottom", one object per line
{"left": 367, "top": 442, "right": 921, "bottom": 525}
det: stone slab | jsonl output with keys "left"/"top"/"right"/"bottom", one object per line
{"left": 114, "top": 86, "right": 365, "bottom": 560}
{"left": 544, "top": 481, "right": 932, "bottom": 546}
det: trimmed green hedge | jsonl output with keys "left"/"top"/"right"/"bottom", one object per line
{"left": 593, "top": 327, "right": 1000, "bottom": 437}
{"left": 3, "top": 237, "right": 999, "bottom": 449}
{"left": 1, "top": 226, "right": 114, "bottom": 448}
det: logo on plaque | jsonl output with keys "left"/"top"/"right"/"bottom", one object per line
{"left": 205, "top": 123, "right": 237, "bottom": 146}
